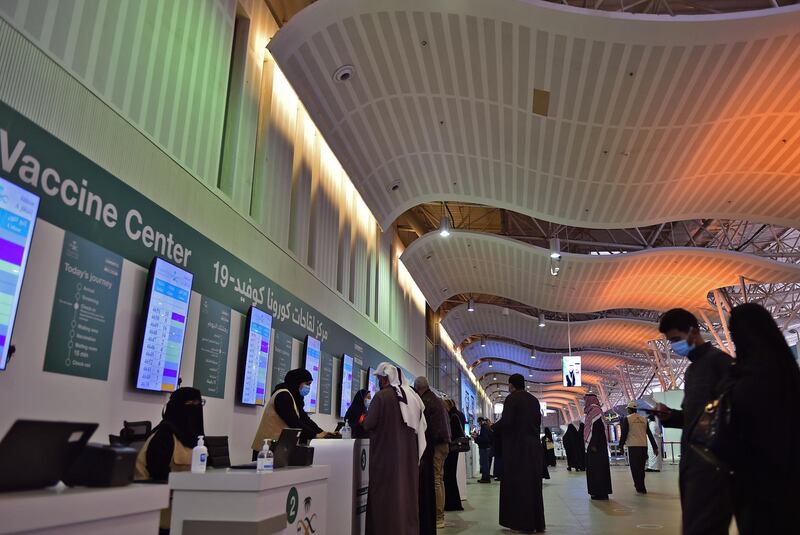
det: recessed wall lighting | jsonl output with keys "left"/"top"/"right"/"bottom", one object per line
{"left": 332, "top": 65, "right": 355, "bottom": 82}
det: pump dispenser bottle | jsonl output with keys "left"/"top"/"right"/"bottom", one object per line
{"left": 191, "top": 435, "right": 208, "bottom": 473}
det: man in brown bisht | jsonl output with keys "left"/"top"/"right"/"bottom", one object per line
{"left": 492, "top": 373, "right": 546, "bottom": 533}
{"left": 363, "top": 362, "right": 427, "bottom": 535}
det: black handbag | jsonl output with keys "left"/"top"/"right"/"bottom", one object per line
{"left": 688, "top": 381, "right": 735, "bottom": 471}
{"left": 449, "top": 436, "right": 471, "bottom": 453}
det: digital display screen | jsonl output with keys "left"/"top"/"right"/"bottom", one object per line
{"left": 303, "top": 336, "right": 321, "bottom": 413}
{"left": 562, "top": 356, "right": 582, "bottom": 387}
{"left": 367, "top": 368, "right": 379, "bottom": 396}
{"left": 241, "top": 307, "right": 273, "bottom": 405}
{"left": 340, "top": 354, "right": 354, "bottom": 418}
{"left": 136, "top": 258, "right": 193, "bottom": 392}
{"left": 0, "top": 178, "right": 39, "bottom": 370}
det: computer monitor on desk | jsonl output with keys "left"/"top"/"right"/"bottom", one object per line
{"left": 273, "top": 428, "right": 302, "bottom": 469}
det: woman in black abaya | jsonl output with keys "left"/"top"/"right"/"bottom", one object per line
{"left": 443, "top": 399, "right": 466, "bottom": 511}
{"left": 542, "top": 427, "right": 557, "bottom": 467}
{"left": 563, "top": 421, "right": 579, "bottom": 471}
{"left": 344, "top": 389, "right": 371, "bottom": 438}
{"left": 583, "top": 394, "right": 612, "bottom": 500}
{"left": 728, "top": 303, "right": 800, "bottom": 534}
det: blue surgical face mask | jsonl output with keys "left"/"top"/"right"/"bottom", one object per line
{"left": 299, "top": 385, "right": 311, "bottom": 397}
{"left": 670, "top": 339, "right": 695, "bottom": 357}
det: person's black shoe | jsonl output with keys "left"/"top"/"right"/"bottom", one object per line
{"left": 478, "top": 478, "right": 491, "bottom": 483}
{"left": 590, "top": 495, "right": 609, "bottom": 500}
{"left": 494, "top": 477, "right": 501, "bottom": 481}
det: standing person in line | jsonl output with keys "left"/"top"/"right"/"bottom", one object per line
{"left": 619, "top": 401, "right": 659, "bottom": 494}
{"left": 474, "top": 417, "right": 494, "bottom": 483}
{"left": 492, "top": 422, "right": 503, "bottom": 481}
{"left": 493, "top": 374, "right": 546, "bottom": 533}
{"left": 414, "top": 376, "right": 451, "bottom": 530}
{"left": 344, "top": 389, "right": 371, "bottom": 439}
{"left": 727, "top": 303, "right": 800, "bottom": 534}
{"left": 562, "top": 420, "right": 580, "bottom": 471}
{"left": 363, "top": 363, "right": 427, "bottom": 535}
{"left": 576, "top": 421, "right": 586, "bottom": 471}
{"left": 584, "top": 393, "right": 612, "bottom": 500}
{"left": 646, "top": 414, "right": 663, "bottom": 472}
{"left": 655, "top": 308, "right": 734, "bottom": 535}
{"left": 443, "top": 399, "right": 466, "bottom": 511}
{"left": 542, "top": 427, "right": 557, "bottom": 467}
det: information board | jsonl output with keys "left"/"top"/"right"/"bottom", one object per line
{"left": 270, "top": 330, "right": 293, "bottom": 392}
{"left": 303, "top": 336, "right": 321, "bottom": 413}
{"left": 43, "top": 232, "right": 121, "bottom": 379}
{"left": 562, "top": 355, "right": 582, "bottom": 387}
{"left": 136, "top": 258, "right": 193, "bottom": 392}
{"left": 0, "top": 177, "right": 39, "bottom": 370}
{"left": 318, "top": 351, "right": 333, "bottom": 415}
{"left": 340, "top": 354, "right": 354, "bottom": 418}
{"left": 192, "top": 296, "right": 230, "bottom": 398}
{"left": 241, "top": 306, "right": 273, "bottom": 405}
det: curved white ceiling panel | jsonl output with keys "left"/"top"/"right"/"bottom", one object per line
{"left": 270, "top": 0, "right": 800, "bottom": 230}
{"left": 462, "top": 340, "right": 643, "bottom": 370}
{"left": 402, "top": 231, "right": 800, "bottom": 313}
{"left": 443, "top": 303, "right": 659, "bottom": 351}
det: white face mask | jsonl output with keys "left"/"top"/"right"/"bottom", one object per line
{"left": 364, "top": 398, "right": 371, "bottom": 410}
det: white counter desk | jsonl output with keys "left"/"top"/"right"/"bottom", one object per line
{"left": 309, "top": 438, "right": 369, "bottom": 535}
{"left": 0, "top": 483, "right": 169, "bottom": 534}
{"left": 169, "top": 465, "right": 329, "bottom": 535}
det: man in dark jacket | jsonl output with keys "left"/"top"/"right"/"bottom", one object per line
{"left": 656, "top": 308, "right": 734, "bottom": 535}
{"left": 474, "top": 417, "right": 493, "bottom": 483}
{"left": 414, "top": 377, "right": 451, "bottom": 530}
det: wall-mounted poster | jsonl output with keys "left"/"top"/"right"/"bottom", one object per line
{"left": 562, "top": 356, "right": 582, "bottom": 387}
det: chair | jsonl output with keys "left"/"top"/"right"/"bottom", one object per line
{"left": 204, "top": 436, "right": 231, "bottom": 468}
{"left": 108, "top": 420, "right": 152, "bottom": 452}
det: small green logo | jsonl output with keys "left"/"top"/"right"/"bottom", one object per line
{"left": 360, "top": 449, "right": 367, "bottom": 470}
{"left": 286, "top": 487, "right": 299, "bottom": 523}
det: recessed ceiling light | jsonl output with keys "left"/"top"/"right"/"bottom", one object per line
{"left": 332, "top": 65, "right": 355, "bottom": 82}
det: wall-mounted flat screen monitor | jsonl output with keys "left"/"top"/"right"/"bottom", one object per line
{"left": 339, "top": 354, "right": 354, "bottom": 418}
{"left": 303, "top": 336, "right": 321, "bottom": 413}
{"left": 135, "top": 258, "right": 193, "bottom": 392}
{"left": 240, "top": 306, "right": 273, "bottom": 405}
{"left": 367, "top": 367, "right": 379, "bottom": 396}
{"left": 562, "top": 356, "right": 582, "bottom": 387}
{"left": 0, "top": 178, "right": 39, "bottom": 370}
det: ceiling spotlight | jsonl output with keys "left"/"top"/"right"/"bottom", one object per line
{"left": 480, "top": 336, "right": 487, "bottom": 347}
{"left": 538, "top": 314, "right": 546, "bottom": 328}
{"left": 528, "top": 372, "right": 532, "bottom": 377}
{"left": 549, "top": 237, "right": 561, "bottom": 260}
{"left": 488, "top": 362, "right": 493, "bottom": 368}
{"left": 467, "top": 298, "right": 475, "bottom": 312}
{"left": 493, "top": 376, "right": 497, "bottom": 381}
{"left": 502, "top": 307, "right": 510, "bottom": 316}
{"left": 438, "top": 215, "right": 451, "bottom": 237}
{"left": 530, "top": 352, "right": 536, "bottom": 359}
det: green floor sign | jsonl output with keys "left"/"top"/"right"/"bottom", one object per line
{"left": 43, "top": 232, "right": 122, "bottom": 380}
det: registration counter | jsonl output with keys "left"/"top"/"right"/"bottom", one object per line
{"left": 0, "top": 483, "right": 169, "bottom": 534}
{"left": 309, "top": 438, "right": 369, "bottom": 535}
{"left": 169, "top": 465, "right": 329, "bottom": 535}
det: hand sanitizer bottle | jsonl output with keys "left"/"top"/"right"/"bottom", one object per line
{"left": 191, "top": 435, "right": 208, "bottom": 473}
{"left": 341, "top": 421, "right": 352, "bottom": 439}
{"left": 257, "top": 439, "right": 274, "bottom": 473}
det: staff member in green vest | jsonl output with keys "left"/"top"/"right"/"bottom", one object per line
{"left": 619, "top": 401, "right": 659, "bottom": 494}
{"left": 252, "top": 368, "right": 335, "bottom": 458}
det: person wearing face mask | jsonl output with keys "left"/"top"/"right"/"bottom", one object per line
{"left": 655, "top": 308, "right": 734, "bottom": 535}
{"left": 344, "top": 389, "right": 371, "bottom": 439}
{"left": 134, "top": 387, "right": 205, "bottom": 533}
{"left": 252, "top": 368, "right": 334, "bottom": 458}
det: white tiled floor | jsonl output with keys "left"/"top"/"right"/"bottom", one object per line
{"left": 440, "top": 462, "right": 715, "bottom": 534}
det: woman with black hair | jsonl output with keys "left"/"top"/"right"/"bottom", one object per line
{"left": 728, "top": 303, "right": 800, "bottom": 534}
{"left": 252, "top": 368, "right": 333, "bottom": 457}
{"left": 344, "top": 389, "right": 371, "bottom": 439}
